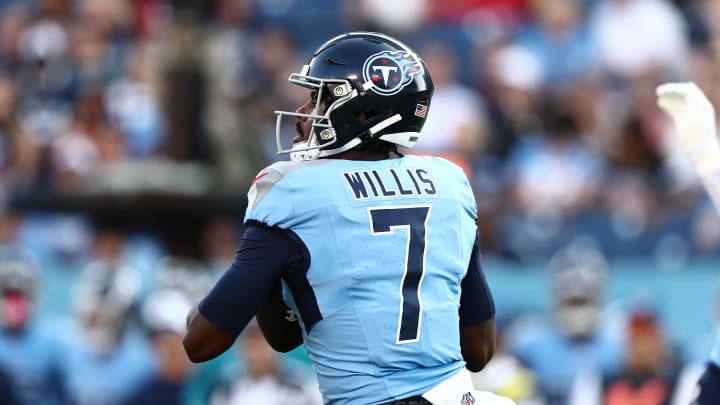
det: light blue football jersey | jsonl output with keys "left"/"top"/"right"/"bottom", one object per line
{"left": 245, "top": 155, "right": 479, "bottom": 405}
{"left": 0, "top": 319, "right": 65, "bottom": 405}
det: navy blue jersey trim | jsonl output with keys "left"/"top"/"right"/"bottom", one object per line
{"left": 199, "top": 222, "right": 320, "bottom": 336}
{"left": 459, "top": 233, "right": 495, "bottom": 327}
{"left": 245, "top": 220, "right": 323, "bottom": 334}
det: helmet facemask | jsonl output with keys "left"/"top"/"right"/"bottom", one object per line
{"left": 275, "top": 68, "right": 354, "bottom": 161}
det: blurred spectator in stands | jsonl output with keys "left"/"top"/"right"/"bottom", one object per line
{"left": 412, "top": 41, "right": 486, "bottom": 173}
{"left": 229, "top": 27, "right": 293, "bottom": 178}
{"left": 15, "top": 3, "right": 74, "bottom": 150}
{"left": 76, "top": 0, "right": 131, "bottom": 42}
{"left": 204, "top": 0, "right": 255, "bottom": 102}
{"left": 59, "top": 260, "right": 155, "bottom": 405}
{"left": 427, "top": 0, "right": 528, "bottom": 27}
{"left": 502, "top": 89, "right": 602, "bottom": 259}
{"left": 604, "top": 98, "right": 661, "bottom": 172}
{"left": 570, "top": 305, "right": 690, "bottom": 405}
{"left": 601, "top": 170, "right": 658, "bottom": 256}
{"left": 155, "top": 9, "right": 212, "bottom": 163}
{"left": 508, "top": 88, "right": 601, "bottom": 216}
{"left": 472, "top": 41, "right": 544, "bottom": 255}
{"left": 105, "top": 43, "right": 164, "bottom": 159}
{"left": 124, "top": 288, "right": 194, "bottom": 405}
{"left": 0, "top": 5, "right": 29, "bottom": 75}
{"left": 0, "top": 248, "right": 65, "bottom": 404}
{"left": 517, "top": 0, "right": 596, "bottom": 85}
{"left": 679, "top": 0, "right": 720, "bottom": 52}
{"left": 0, "top": 73, "right": 42, "bottom": 195}
{"left": 249, "top": 52, "right": 308, "bottom": 164}
{"left": 476, "top": 42, "right": 544, "bottom": 159}
{"left": 507, "top": 245, "right": 623, "bottom": 405}
{"left": 349, "top": 0, "right": 428, "bottom": 34}
{"left": 50, "top": 90, "right": 125, "bottom": 193}
{"left": 589, "top": 0, "right": 687, "bottom": 81}
{"left": 0, "top": 210, "right": 21, "bottom": 248}
{"left": 204, "top": 0, "right": 269, "bottom": 191}
{"left": 561, "top": 79, "right": 613, "bottom": 155}
{"left": 210, "top": 318, "right": 321, "bottom": 405}
{"left": 69, "top": 18, "right": 117, "bottom": 91}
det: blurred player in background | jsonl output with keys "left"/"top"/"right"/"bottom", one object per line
{"left": 124, "top": 256, "right": 216, "bottom": 405}
{"left": 59, "top": 260, "right": 155, "bottom": 405}
{"left": 123, "top": 287, "right": 195, "bottom": 405}
{"left": 507, "top": 244, "right": 623, "bottom": 405}
{"left": 656, "top": 82, "right": 720, "bottom": 405}
{"left": 184, "top": 31, "right": 514, "bottom": 405}
{"left": 0, "top": 248, "right": 64, "bottom": 405}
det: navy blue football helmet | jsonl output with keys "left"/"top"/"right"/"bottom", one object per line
{"left": 275, "top": 32, "right": 434, "bottom": 160}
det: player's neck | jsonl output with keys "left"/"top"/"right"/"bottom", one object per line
{"left": 330, "top": 149, "right": 393, "bottom": 161}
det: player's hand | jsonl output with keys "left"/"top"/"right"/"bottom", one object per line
{"left": 656, "top": 82, "right": 720, "bottom": 173}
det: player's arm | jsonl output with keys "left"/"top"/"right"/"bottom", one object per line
{"left": 184, "top": 306, "right": 235, "bottom": 363}
{"left": 458, "top": 232, "right": 497, "bottom": 372}
{"left": 183, "top": 224, "right": 304, "bottom": 362}
{"left": 657, "top": 82, "right": 720, "bottom": 211}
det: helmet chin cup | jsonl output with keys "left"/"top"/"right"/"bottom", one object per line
{"left": 289, "top": 140, "right": 321, "bottom": 161}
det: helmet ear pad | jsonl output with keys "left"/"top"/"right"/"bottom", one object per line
{"left": 322, "top": 97, "right": 395, "bottom": 146}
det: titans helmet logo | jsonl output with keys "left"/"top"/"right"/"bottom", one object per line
{"left": 362, "top": 50, "right": 423, "bottom": 95}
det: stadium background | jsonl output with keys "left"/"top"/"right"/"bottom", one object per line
{"left": 0, "top": 0, "right": 719, "bottom": 404}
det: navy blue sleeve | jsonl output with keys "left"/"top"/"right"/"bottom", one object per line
{"left": 459, "top": 233, "right": 496, "bottom": 327}
{"left": 198, "top": 223, "right": 305, "bottom": 337}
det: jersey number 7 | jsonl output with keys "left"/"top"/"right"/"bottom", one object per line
{"left": 368, "top": 205, "right": 431, "bottom": 344}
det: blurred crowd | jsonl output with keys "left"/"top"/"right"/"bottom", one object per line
{"left": 0, "top": 0, "right": 716, "bottom": 262}
{"left": 0, "top": 0, "right": 717, "bottom": 404}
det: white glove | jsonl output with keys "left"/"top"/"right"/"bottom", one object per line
{"left": 656, "top": 82, "right": 720, "bottom": 174}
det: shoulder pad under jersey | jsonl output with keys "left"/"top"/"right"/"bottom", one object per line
{"left": 245, "top": 160, "right": 328, "bottom": 227}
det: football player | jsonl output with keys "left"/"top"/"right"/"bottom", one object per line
{"left": 656, "top": 82, "right": 720, "bottom": 405}
{"left": 59, "top": 260, "right": 155, "bottom": 405}
{"left": 0, "top": 248, "right": 64, "bottom": 405}
{"left": 184, "top": 32, "right": 514, "bottom": 405}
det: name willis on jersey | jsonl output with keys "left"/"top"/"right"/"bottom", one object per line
{"left": 342, "top": 168, "right": 437, "bottom": 200}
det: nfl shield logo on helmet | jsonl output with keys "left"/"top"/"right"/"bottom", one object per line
{"left": 363, "top": 50, "right": 424, "bottom": 95}
{"left": 461, "top": 392, "right": 475, "bottom": 405}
